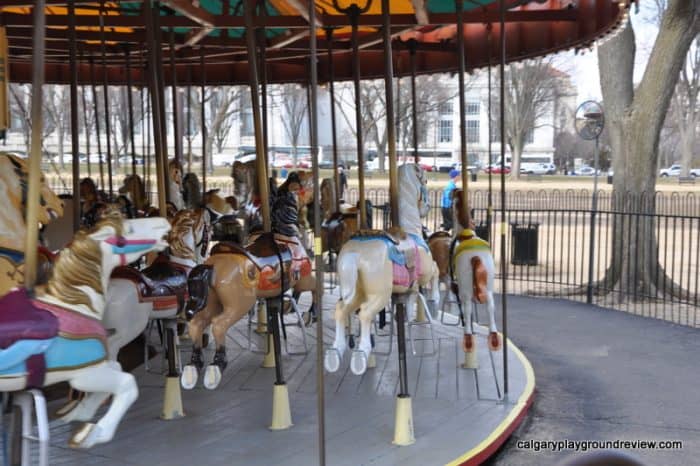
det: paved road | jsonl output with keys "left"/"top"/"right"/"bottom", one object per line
{"left": 485, "top": 296, "right": 700, "bottom": 466}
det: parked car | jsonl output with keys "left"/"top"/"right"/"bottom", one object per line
{"left": 520, "top": 163, "right": 551, "bottom": 175}
{"left": 117, "top": 155, "right": 144, "bottom": 165}
{"left": 572, "top": 165, "right": 600, "bottom": 176}
{"left": 212, "top": 152, "right": 237, "bottom": 167}
{"left": 659, "top": 164, "right": 700, "bottom": 178}
{"left": 484, "top": 164, "right": 511, "bottom": 175}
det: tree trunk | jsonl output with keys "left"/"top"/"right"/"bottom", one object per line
{"left": 510, "top": 138, "right": 523, "bottom": 180}
{"left": 594, "top": 1, "right": 699, "bottom": 302}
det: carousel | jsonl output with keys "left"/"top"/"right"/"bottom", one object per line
{"left": 0, "top": 1, "right": 629, "bottom": 465}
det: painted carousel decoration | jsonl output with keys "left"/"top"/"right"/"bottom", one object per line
{"left": 0, "top": 212, "right": 171, "bottom": 448}
{"left": 0, "top": 153, "right": 64, "bottom": 297}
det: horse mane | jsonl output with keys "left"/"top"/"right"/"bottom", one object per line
{"left": 182, "top": 173, "right": 202, "bottom": 208}
{"left": 45, "top": 208, "right": 125, "bottom": 314}
{"left": 452, "top": 189, "right": 474, "bottom": 231}
{"left": 232, "top": 160, "right": 257, "bottom": 205}
{"left": 168, "top": 209, "right": 197, "bottom": 260}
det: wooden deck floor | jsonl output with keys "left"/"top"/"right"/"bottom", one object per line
{"left": 44, "top": 290, "right": 534, "bottom": 466}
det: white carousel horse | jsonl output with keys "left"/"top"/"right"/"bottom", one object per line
{"left": 0, "top": 153, "right": 64, "bottom": 297}
{"left": 450, "top": 191, "right": 501, "bottom": 355}
{"left": 0, "top": 212, "right": 171, "bottom": 448}
{"left": 325, "top": 163, "right": 440, "bottom": 376}
{"left": 55, "top": 208, "right": 210, "bottom": 421}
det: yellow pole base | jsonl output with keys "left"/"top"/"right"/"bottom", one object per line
{"left": 392, "top": 395, "right": 415, "bottom": 446}
{"left": 367, "top": 352, "right": 377, "bottom": 369}
{"left": 255, "top": 302, "right": 267, "bottom": 334}
{"left": 161, "top": 376, "right": 185, "bottom": 420}
{"left": 461, "top": 337, "right": 479, "bottom": 369}
{"left": 269, "top": 383, "right": 293, "bottom": 431}
{"left": 262, "top": 333, "right": 276, "bottom": 368}
{"left": 414, "top": 297, "right": 428, "bottom": 323}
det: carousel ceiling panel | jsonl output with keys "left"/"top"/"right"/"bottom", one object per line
{"left": 2, "top": 0, "right": 632, "bottom": 85}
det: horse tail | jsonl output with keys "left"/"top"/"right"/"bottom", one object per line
{"left": 185, "top": 264, "right": 215, "bottom": 320}
{"left": 337, "top": 252, "right": 359, "bottom": 304}
{"left": 471, "top": 256, "right": 488, "bottom": 305}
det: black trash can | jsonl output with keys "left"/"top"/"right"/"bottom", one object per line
{"left": 474, "top": 223, "right": 490, "bottom": 244}
{"left": 510, "top": 222, "right": 539, "bottom": 265}
{"left": 470, "top": 171, "right": 477, "bottom": 182}
{"left": 607, "top": 174, "right": 613, "bottom": 185}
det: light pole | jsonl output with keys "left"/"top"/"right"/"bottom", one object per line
{"left": 575, "top": 101, "right": 605, "bottom": 304}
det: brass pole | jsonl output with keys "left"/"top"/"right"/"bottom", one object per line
{"left": 144, "top": 0, "right": 167, "bottom": 214}
{"left": 325, "top": 27, "right": 340, "bottom": 210}
{"left": 244, "top": 0, "right": 270, "bottom": 231}
{"left": 257, "top": 28, "right": 270, "bottom": 169}
{"left": 153, "top": 3, "right": 169, "bottom": 201}
{"left": 170, "top": 29, "right": 182, "bottom": 163}
{"left": 350, "top": 8, "right": 366, "bottom": 228}
{"left": 187, "top": 65, "right": 193, "bottom": 173}
{"left": 99, "top": 0, "right": 113, "bottom": 198}
{"left": 125, "top": 46, "right": 137, "bottom": 175}
{"left": 456, "top": 0, "right": 469, "bottom": 224}
{"left": 90, "top": 57, "right": 105, "bottom": 191}
{"left": 80, "top": 56, "right": 92, "bottom": 179}
{"left": 487, "top": 26, "right": 493, "bottom": 242}
{"left": 381, "top": 0, "right": 399, "bottom": 227}
{"left": 68, "top": 0, "right": 80, "bottom": 232}
{"left": 309, "top": 3, "right": 325, "bottom": 464}
{"left": 24, "top": 0, "right": 46, "bottom": 293}
{"left": 409, "top": 40, "right": 419, "bottom": 164}
{"left": 200, "top": 46, "right": 207, "bottom": 194}
{"left": 499, "top": 0, "right": 509, "bottom": 399}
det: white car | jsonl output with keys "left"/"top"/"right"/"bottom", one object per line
{"left": 659, "top": 164, "right": 699, "bottom": 178}
{"left": 573, "top": 166, "right": 599, "bottom": 176}
{"left": 520, "top": 163, "right": 551, "bottom": 175}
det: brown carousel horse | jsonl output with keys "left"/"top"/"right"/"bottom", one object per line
{"left": 181, "top": 172, "right": 316, "bottom": 390}
{"left": 0, "top": 153, "right": 64, "bottom": 297}
{"left": 319, "top": 177, "right": 362, "bottom": 255}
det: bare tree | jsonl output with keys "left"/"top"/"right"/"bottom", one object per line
{"left": 275, "top": 83, "right": 308, "bottom": 167}
{"left": 10, "top": 84, "right": 55, "bottom": 155}
{"left": 670, "top": 39, "right": 699, "bottom": 175}
{"left": 596, "top": 0, "right": 699, "bottom": 300}
{"left": 492, "top": 58, "right": 562, "bottom": 179}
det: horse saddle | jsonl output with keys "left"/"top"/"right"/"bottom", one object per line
{"left": 111, "top": 255, "right": 190, "bottom": 310}
{"left": 350, "top": 229, "right": 402, "bottom": 245}
{"left": 0, "top": 289, "right": 59, "bottom": 387}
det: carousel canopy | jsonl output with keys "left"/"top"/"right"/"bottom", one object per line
{"left": 1, "top": 0, "right": 630, "bottom": 85}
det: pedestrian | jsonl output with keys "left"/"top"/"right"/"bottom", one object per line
{"left": 338, "top": 165, "right": 348, "bottom": 201}
{"left": 441, "top": 169, "right": 460, "bottom": 230}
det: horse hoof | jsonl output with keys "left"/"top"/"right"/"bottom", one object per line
{"left": 69, "top": 423, "right": 101, "bottom": 449}
{"left": 462, "top": 334, "right": 476, "bottom": 353}
{"left": 324, "top": 349, "right": 341, "bottom": 373}
{"left": 203, "top": 365, "right": 222, "bottom": 390}
{"left": 181, "top": 365, "right": 199, "bottom": 390}
{"left": 488, "top": 332, "right": 501, "bottom": 351}
{"left": 350, "top": 350, "right": 368, "bottom": 375}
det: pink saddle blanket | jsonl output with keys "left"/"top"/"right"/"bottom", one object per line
{"left": 32, "top": 299, "right": 107, "bottom": 340}
{"left": 392, "top": 243, "right": 421, "bottom": 288}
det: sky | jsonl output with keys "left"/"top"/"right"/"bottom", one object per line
{"left": 568, "top": 6, "right": 660, "bottom": 101}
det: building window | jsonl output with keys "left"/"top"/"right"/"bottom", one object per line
{"left": 438, "top": 120, "right": 453, "bottom": 143}
{"left": 467, "top": 120, "right": 480, "bottom": 144}
{"left": 241, "top": 108, "right": 254, "bottom": 137}
{"left": 525, "top": 128, "right": 534, "bottom": 144}
{"left": 466, "top": 102, "right": 480, "bottom": 116}
{"left": 439, "top": 101, "right": 453, "bottom": 116}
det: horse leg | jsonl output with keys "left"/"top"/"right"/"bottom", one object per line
{"left": 486, "top": 290, "right": 501, "bottom": 351}
{"left": 181, "top": 296, "right": 219, "bottom": 390}
{"left": 324, "top": 293, "right": 359, "bottom": 373}
{"left": 67, "top": 363, "right": 138, "bottom": 449}
{"left": 294, "top": 273, "right": 317, "bottom": 325}
{"left": 351, "top": 294, "right": 386, "bottom": 376}
{"left": 203, "top": 298, "right": 254, "bottom": 390}
{"left": 57, "top": 360, "right": 122, "bottom": 423}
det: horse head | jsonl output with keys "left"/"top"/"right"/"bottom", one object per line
{"left": 167, "top": 208, "right": 210, "bottom": 263}
{"left": 320, "top": 177, "right": 337, "bottom": 220}
{"left": 0, "top": 153, "right": 64, "bottom": 227}
{"left": 398, "top": 163, "right": 429, "bottom": 234}
{"left": 451, "top": 188, "right": 475, "bottom": 233}
{"left": 45, "top": 209, "right": 170, "bottom": 317}
{"left": 231, "top": 160, "right": 256, "bottom": 207}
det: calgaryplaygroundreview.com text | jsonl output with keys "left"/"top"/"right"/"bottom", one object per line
{"left": 516, "top": 439, "right": 684, "bottom": 453}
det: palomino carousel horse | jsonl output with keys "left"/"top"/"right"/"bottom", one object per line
{"left": 181, "top": 172, "right": 316, "bottom": 390}
{"left": 0, "top": 153, "right": 64, "bottom": 297}
{"left": 319, "top": 177, "right": 361, "bottom": 255}
{"left": 450, "top": 189, "right": 501, "bottom": 356}
{"left": 325, "top": 163, "right": 441, "bottom": 375}
{"left": 0, "top": 212, "right": 171, "bottom": 448}
{"left": 56, "top": 208, "right": 210, "bottom": 421}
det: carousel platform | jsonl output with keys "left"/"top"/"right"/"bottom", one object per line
{"left": 43, "top": 290, "right": 534, "bottom": 466}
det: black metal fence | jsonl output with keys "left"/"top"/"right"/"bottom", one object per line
{"left": 343, "top": 188, "right": 700, "bottom": 328}
{"left": 49, "top": 175, "right": 699, "bottom": 327}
